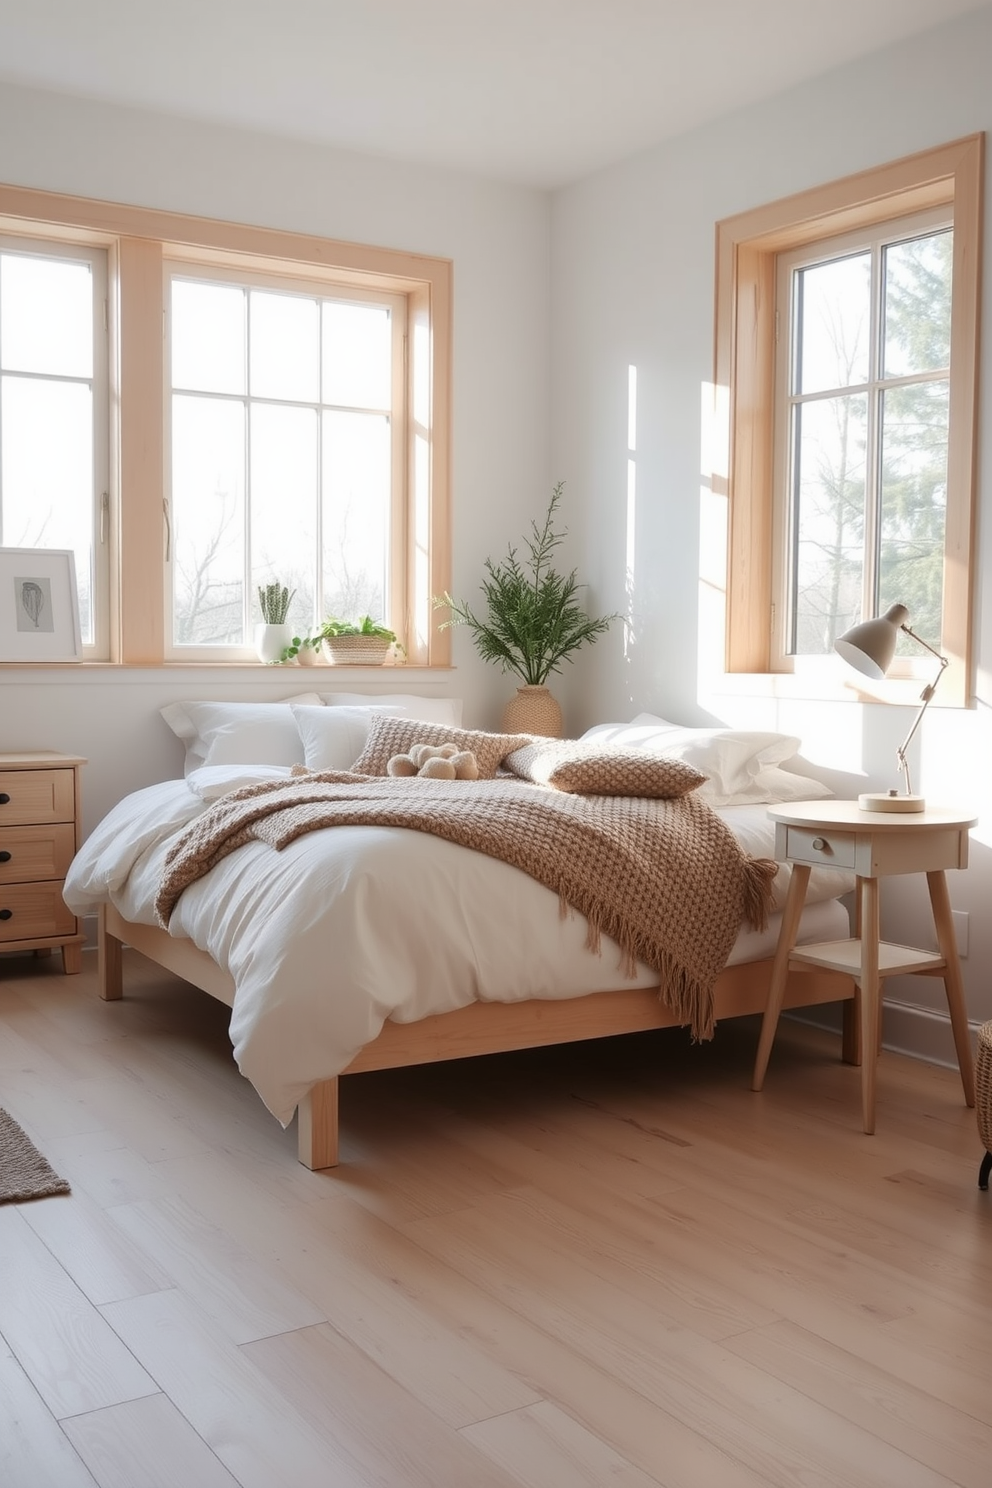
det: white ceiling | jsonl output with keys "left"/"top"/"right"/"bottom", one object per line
{"left": 0, "top": 1, "right": 986, "bottom": 189}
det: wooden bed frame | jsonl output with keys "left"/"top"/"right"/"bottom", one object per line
{"left": 97, "top": 902, "right": 857, "bottom": 1169}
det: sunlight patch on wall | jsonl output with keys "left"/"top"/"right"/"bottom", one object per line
{"left": 624, "top": 364, "right": 637, "bottom": 659}
{"left": 697, "top": 380, "right": 728, "bottom": 691}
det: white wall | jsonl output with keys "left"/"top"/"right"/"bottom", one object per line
{"left": 0, "top": 79, "right": 552, "bottom": 827}
{"left": 551, "top": 5, "right": 992, "bottom": 1053}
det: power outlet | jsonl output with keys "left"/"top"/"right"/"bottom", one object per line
{"left": 952, "top": 909, "right": 969, "bottom": 958}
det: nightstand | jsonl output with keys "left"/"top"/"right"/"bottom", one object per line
{"left": 752, "top": 800, "right": 976, "bottom": 1134}
{"left": 0, "top": 751, "right": 86, "bottom": 974}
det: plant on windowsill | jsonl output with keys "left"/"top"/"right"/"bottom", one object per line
{"left": 434, "top": 481, "right": 618, "bottom": 737}
{"left": 255, "top": 582, "right": 297, "bottom": 663}
{"left": 319, "top": 615, "right": 401, "bottom": 667}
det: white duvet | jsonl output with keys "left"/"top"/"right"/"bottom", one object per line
{"left": 64, "top": 767, "right": 853, "bottom": 1124}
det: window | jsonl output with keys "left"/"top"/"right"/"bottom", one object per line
{"left": 0, "top": 186, "right": 451, "bottom": 666}
{"left": 715, "top": 135, "right": 982, "bottom": 705}
{"left": 0, "top": 236, "right": 109, "bottom": 655}
{"left": 167, "top": 269, "right": 406, "bottom": 658}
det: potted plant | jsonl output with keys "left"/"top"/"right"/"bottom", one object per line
{"left": 254, "top": 582, "right": 296, "bottom": 663}
{"left": 278, "top": 632, "right": 325, "bottom": 666}
{"left": 319, "top": 615, "right": 399, "bottom": 666}
{"left": 435, "top": 482, "right": 618, "bottom": 736}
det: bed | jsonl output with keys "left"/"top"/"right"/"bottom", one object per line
{"left": 65, "top": 699, "right": 859, "bottom": 1168}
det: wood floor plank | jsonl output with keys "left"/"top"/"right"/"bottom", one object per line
{"left": 19, "top": 1187, "right": 172, "bottom": 1307}
{"left": 61, "top": 1393, "right": 241, "bottom": 1488}
{"left": 99, "top": 1289, "right": 371, "bottom": 1488}
{"left": 106, "top": 1194, "right": 326, "bottom": 1344}
{"left": 0, "top": 1208, "right": 158, "bottom": 1420}
{"left": 461, "top": 1399, "right": 674, "bottom": 1488}
{"left": 724, "top": 1318, "right": 992, "bottom": 1488}
{"left": 244, "top": 1323, "right": 527, "bottom": 1488}
{"left": 0, "top": 1340, "right": 99, "bottom": 1488}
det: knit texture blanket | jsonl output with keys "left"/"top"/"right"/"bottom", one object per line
{"left": 156, "top": 773, "right": 778, "bottom": 1039}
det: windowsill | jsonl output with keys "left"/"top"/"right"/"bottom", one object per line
{"left": 706, "top": 668, "right": 967, "bottom": 709}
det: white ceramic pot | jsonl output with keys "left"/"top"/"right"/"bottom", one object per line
{"left": 254, "top": 622, "right": 295, "bottom": 664}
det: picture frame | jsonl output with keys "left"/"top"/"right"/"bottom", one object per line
{"left": 0, "top": 548, "right": 82, "bottom": 663}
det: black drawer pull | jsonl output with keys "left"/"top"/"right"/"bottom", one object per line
{"left": 0, "top": 908, "right": 12, "bottom": 920}
{"left": 0, "top": 851, "right": 10, "bottom": 863}
{"left": 0, "top": 793, "right": 9, "bottom": 805}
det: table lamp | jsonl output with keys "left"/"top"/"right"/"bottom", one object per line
{"left": 834, "top": 602, "right": 947, "bottom": 813}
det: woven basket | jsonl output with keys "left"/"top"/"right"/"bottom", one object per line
{"left": 322, "top": 635, "right": 391, "bottom": 666}
{"left": 501, "top": 685, "right": 563, "bottom": 738}
{"left": 976, "top": 1020, "right": 992, "bottom": 1154}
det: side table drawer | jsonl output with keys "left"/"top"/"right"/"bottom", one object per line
{"left": 0, "top": 823, "right": 76, "bottom": 884}
{"left": 0, "top": 768, "right": 75, "bottom": 825}
{"left": 0, "top": 881, "right": 77, "bottom": 943}
{"left": 784, "top": 825, "right": 857, "bottom": 870}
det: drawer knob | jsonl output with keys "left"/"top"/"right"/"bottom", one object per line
{"left": 0, "top": 851, "right": 10, "bottom": 863}
{"left": 0, "top": 908, "right": 11, "bottom": 921}
{"left": 811, "top": 836, "right": 828, "bottom": 850}
{"left": 0, "top": 793, "right": 9, "bottom": 805}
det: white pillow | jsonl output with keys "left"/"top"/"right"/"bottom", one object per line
{"left": 292, "top": 704, "right": 405, "bottom": 772}
{"left": 161, "top": 694, "right": 322, "bottom": 774}
{"left": 319, "top": 692, "right": 463, "bottom": 727}
{"left": 580, "top": 714, "right": 804, "bottom": 807}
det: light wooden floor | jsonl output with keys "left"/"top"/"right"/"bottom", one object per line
{"left": 1, "top": 950, "right": 990, "bottom": 1488}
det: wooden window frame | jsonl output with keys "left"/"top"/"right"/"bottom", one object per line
{"left": 0, "top": 184, "right": 453, "bottom": 667}
{"left": 715, "top": 135, "right": 982, "bottom": 706}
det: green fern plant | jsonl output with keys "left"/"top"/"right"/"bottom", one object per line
{"left": 435, "top": 482, "right": 618, "bottom": 686}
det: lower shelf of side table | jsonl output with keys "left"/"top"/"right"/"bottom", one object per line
{"left": 790, "top": 938, "right": 946, "bottom": 978}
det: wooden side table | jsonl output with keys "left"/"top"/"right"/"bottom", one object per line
{"left": 0, "top": 751, "right": 86, "bottom": 974}
{"left": 752, "top": 800, "right": 976, "bottom": 1134}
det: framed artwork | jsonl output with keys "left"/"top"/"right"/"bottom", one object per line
{"left": 0, "top": 548, "right": 82, "bottom": 662}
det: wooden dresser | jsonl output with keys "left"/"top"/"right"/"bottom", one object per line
{"left": 0, "top": 751, "right": 86, "bottom": 974}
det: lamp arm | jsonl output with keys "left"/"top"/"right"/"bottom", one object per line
{"left": 894, "top": 625, "right": 948, "bottom": 796}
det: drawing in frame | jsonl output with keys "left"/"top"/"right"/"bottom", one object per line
{"left": 0, "top": 548, "right": 82, "bottom": 662}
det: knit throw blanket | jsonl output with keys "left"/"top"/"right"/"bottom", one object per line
{"left": 156, "top": 773, "right": 778, "bottom": 1039}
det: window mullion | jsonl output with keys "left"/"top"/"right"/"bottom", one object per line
{"left": 863, "top": 241, "right": 884, "bottom": 620}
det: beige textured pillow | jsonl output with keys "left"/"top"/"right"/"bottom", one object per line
{"left": 506, "top": 739, "right": 707, "bottom": 798}
{"left": 351, "top": 714, "right": 532, "bottom": 779}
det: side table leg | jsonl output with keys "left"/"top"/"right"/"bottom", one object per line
{"left": 753, "top": 864, "right": 810, "bottom": 1091}
{"left": 927, "top": 870, "right": 976, "bottom": 1107}
{"left": 859, "top": 876, "right": 880, "bottom": 1135}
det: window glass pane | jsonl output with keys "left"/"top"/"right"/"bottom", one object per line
{"left": 794, "top": 252, "right": 870, "bottom": 395}
{"left": 321, "top": 410, "right": 390, "bottom": 623}
{"left": 790, "top": 393, "right": 867, "bottom": 653}
{"left": 1, "top": 375, "right": 94, "bottom": 643}
{"left": 883, "top": 230, "right": 952, "bottom": 379}
{"left": 0, "top": 253, "right": 93, "bottom": 378}
{"left": 322, "top": 301, "right": 391, "bottom": 410}
{"left": 172, "top": 394, "right": 245, "bottom": 645}
{"left": 249, "top": 291, "right": 319, "bottom": 404}
{"left": 878, "top": 381, "right": 948, "bottom": 651}
{"left": 172, "top": 280, "right": 246, "bottom": 395}
{"left": 250, "top": 402, "right": 317, "bottom": 632}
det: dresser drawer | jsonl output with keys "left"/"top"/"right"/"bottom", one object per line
{"left": 0, "top": 823, "right": 76, "bottom": 885}
{"left": 0, "top": 769, "right": 75, "bottom": 826}
{"left": 783, "top": 825, "right": 857, "bottom": 870}
{"left": 0, "top": 881, "right": 77, "bottom": 943}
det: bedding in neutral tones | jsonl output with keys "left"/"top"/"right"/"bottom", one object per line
{"left": 64, "top": 772, "right": 853, "bottom": 1125}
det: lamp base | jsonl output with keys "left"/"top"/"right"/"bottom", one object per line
{"left": 858, "top": 790, "right": 926, "bottom": 814}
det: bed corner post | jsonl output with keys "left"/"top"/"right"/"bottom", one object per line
{"left": 97, "top": 904, "right": 124, "bottom": 1001}
{"left": 297, "top": 1078, "right": 340, "bottom": 1169}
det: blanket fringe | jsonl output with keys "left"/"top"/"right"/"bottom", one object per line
{"left": 742, "top": 855, "right": 779, "bottom": 933}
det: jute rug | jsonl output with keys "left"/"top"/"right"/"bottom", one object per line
{"left": 0, "top": 1107, "right": 70, "bottom": 1204}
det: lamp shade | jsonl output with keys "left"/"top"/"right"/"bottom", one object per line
{"left": 834, "top": 603, "right": 909, "bottom": 680}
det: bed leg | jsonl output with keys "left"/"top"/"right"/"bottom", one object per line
{"left": 97, "top": 905, "right": 124, "bottom": 1001}
{"left": 297, "top": 1078, "right": 340, "bottom": 1169}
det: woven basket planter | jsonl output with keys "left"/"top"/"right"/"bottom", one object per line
{"left": 501, "top": 684, "right": 563, "bottom": 738}
{"left": 977, "top": 1020, "right": 992, "bottom": 1155}
{"left": 322, "top": 635, "right": 391, "bottom": 666}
